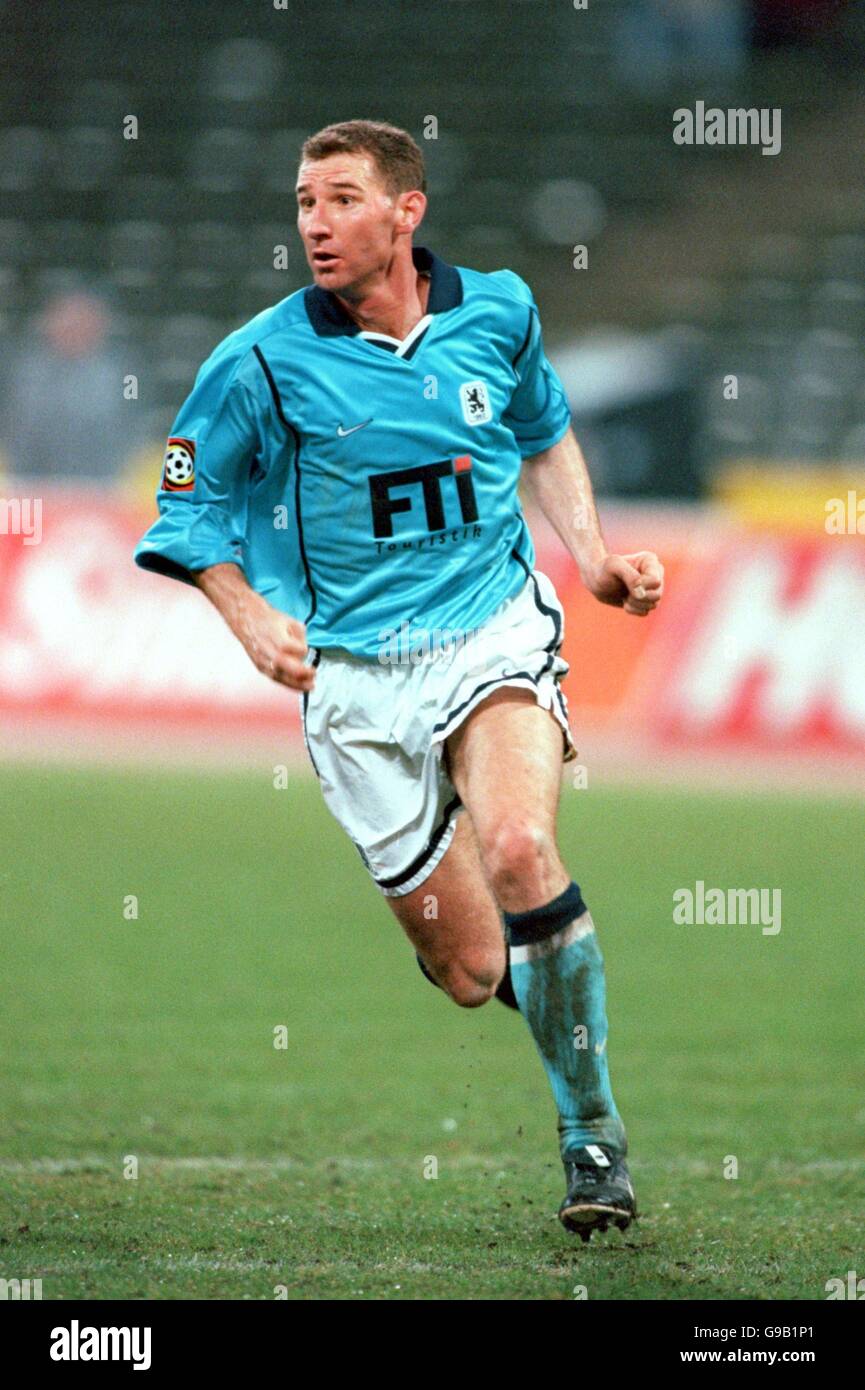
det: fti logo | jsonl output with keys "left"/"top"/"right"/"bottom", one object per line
{"left": 369, "top": 455, "right": 478, "bottom": 539}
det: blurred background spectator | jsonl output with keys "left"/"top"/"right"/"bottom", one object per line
{"left": 614, "top": 0, "right": 749, "bottom": 93}
{"left": 0, "top": 288, "right": 137, "bottom": 480}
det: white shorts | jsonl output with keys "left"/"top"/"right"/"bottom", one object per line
{"left": 300, "top": 568, "right": 577, "bottom": 897}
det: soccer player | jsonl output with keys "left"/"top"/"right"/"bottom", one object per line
{"left": 135, "top": 120, "right": 664, "bottom": 1240}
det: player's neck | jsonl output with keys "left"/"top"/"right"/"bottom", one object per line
{"left": 335, "top": 252, "right": 430, "bottom": 341}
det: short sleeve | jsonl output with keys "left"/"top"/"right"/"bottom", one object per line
{"left": 134, "top": 348, "right": 263, "bottom": 585}
{"left": 502, "top": 301, "right": 572, "bottom": 458}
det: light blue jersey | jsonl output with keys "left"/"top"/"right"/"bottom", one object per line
{"left": 134, "top": 245, "right": 571, "bottom": 659}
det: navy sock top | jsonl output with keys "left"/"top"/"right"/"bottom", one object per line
{"left": 504, "top": 881, "right": 587, "bottom": 947}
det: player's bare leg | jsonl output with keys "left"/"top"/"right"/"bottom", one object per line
{"left": 386, "top": 687, "right": 572, "bottom": 1005}
{"left": 443, "top": 686, "right": 636, "bottom": 1239}
{"left": 443, "top": 687, "right": 571, "bottom": 914}
{"left": 385, "top": 811, "right": 506, "bottom": 1009}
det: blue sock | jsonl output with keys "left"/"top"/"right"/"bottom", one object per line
{"left": 505, "top": 881, "right": 627, "bottom": 1159}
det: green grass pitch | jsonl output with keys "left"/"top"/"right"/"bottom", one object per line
{"left": 0, "top": 763, "right": 861, "bottom": 1300}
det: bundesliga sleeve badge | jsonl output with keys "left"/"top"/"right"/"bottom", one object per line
{"left": 161, "top": 437, "right": 196, "bottom": 492}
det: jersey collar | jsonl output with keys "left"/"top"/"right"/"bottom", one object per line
{"left": 303, "top": 245, "right": 463, "bottom": 338}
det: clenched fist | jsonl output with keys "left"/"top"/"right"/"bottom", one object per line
{"left": 584, "top": 551, "right": 665, "bottom": 617}
{"left": 239, "top": 600, "right": 314, "bottom": 690}
{"left": 194, "top": 562, "right": 316, "bottom": 691}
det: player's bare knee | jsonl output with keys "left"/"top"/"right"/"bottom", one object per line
{"left": 484, "top": 818, "right": 554, "bottom": 900}
{"left": 441, "top": 949, "right": 504, "bottom": 1008}
{"left": 447, "top": 976, "right": 495, "bottom": 1008}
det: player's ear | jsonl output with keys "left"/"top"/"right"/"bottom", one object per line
{"left": 398, "top": 189, "right": 427, "bottom": 235}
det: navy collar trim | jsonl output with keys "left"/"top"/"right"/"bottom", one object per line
{"left": 303, "top": 245, "right": 463, "bottom": 337}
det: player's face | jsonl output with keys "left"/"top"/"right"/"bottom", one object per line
{"left": 295, "top": 152, "right": 411, "bottom": 296}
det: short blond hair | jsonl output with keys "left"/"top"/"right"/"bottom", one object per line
{"left": 300, "top": 119, "right": 426, "bottom": 197}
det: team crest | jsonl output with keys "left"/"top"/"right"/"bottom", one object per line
{"left": 459, "top": 380, "right": 492, "bottom": 426}
{"left": 162, "top": 437, "right": 196, "bottom": 491}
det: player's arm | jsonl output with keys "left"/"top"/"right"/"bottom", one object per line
{"left": 193, "top": 561, "right": 314, "bottom": 692}
{"left": 498, "top": 276, "right": 663, "bottom": 618}
{"left": 521, "top": 426, "right": 664, "bottom": 618}
{"left": 134, "top": 349, "right": 314, "bottom": 689}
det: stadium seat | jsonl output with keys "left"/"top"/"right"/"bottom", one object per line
{"left": 792, "top": 328, "right": 864, "bottom": 390}
{"left": 734, "top": 278, "right": 801, "bottom": 334}
{"left": 28, "top": 267, "right": 94, "bottom": 304}
{"left": 237, "top": 269, "right": 298, "bottom": 318}
{"left": 243, "top": 224, "right": 306, "bottom": 279}
{"left": 0, "top": 127, "right": 56, "bottom": 190}
{"left": 151, "top": 313, "right": 223, "bottom": 367}
{"left": 200, "top": 39, "right": 283, "bottom": 104}
{"left": 186, "top": 129, "right": 259, "bottom": 194}
{"left": 108, "top": 175, "right": 181, "bottom": 223}
{"left": 56, "top": 77, "right": 135, "bottom": 128}
{"left": 810, "top": 280, "right": 865, "bottom": 337}
{"left": 173, "top": 270, "right": 238, "bottom": 319}
{"left": 528, "top": 178, "right": 607, "bottom": 245}
{"left": 835, "top": 422, "right": 865, "bottom": 461}
{"left": 35, "top": 220, "right": 102, "bottom": 270}
{"left": 0, "top": 221, "right": 33, "bottom": 268}
{"left": 260, "top": 129, "right": 312, "bottom": 195}
{"left": 419, "top": 133, "right": 469, "bottom": 198}
{"left": 105, "top": 272, "right": 171, "bottom": 321}
{"left": 0, "top": 267, "right": 23, "bottom": 317}
{"left": 175, "top": 223, "right": 245, "bottom": 275}
{"left": 775, "top": 373, "right": 850, "bottom": 458}
{"left": 820, "top": 233, "right": 865, "bottom": 283}
{"left": 55, "top": 127, "right": 120, "bottom": 191}
{"left": 744, "top": 233, "right": 812, "bottom": 283}
{"left": 107, "top": 221, "right": 174, "bottom": 275}
{"left": 457, "top": 228, "right": 524, "bottom": 272}
{"left": 704, "top": 372, "right": 777, "bottom": 452}
{"left": 652, "top": 277, "right": 726, "bottom": 332}
{"left": 722, "top": 329, "right": 793, "bottom": 388}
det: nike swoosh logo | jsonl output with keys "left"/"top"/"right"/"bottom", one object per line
{"left": 594, "top": 1037, "right": 607, "bottom": 1056}
{"left": 336, "top": 419, "right": 373, "bottom": 437}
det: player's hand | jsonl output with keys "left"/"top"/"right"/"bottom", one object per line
{"left": 239, "top": 599, "right": 315, "bottom": 691}
{"left": 585, "top": 551, "right": 664, "bottom": 617}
